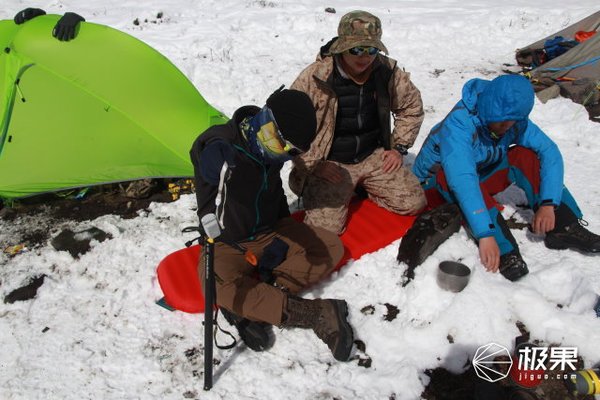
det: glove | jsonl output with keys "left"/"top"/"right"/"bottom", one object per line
{"left": 200, "top": 140, "right": 236, "bottom": 186}
{"left": 52, "top": 12, "right": 85, "bottom": 41}
{"left": 14, "top": 8, "right": 46, "bottom": 24}
{"left": 258, "top": 238, "right": 289, "bottom": 284}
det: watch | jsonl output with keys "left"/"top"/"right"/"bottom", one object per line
{"left": 393, "top": 144, "right": 409, "bottom": 156}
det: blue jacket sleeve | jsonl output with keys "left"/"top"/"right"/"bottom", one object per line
{"left": 439, "top": 116, "right": 495, "bottom": 239}
{"left": 516, "top": 119, "right": 564, "bottom": 206}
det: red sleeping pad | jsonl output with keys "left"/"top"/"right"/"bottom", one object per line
{"left": 156, "top": 198, "right": 416, "bottom": 313}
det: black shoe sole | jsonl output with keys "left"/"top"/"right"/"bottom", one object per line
{"left": 221, "top": 308, "right": 274, "bottom": 352}
{"left": 544, "top": 236, "right": 600, "bottom": 253}
{"left": 332, "top": 300, "right": 354, "bottom": 362}
{"left": 500, "top": 265, "right": 529, "bottom": 282}
{"left": 238, "top": 321, "right": 274, "bottom": 352}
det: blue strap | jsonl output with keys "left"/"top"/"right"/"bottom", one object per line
{"left": 541, "top": 56, "right": 600, "bottom": 72}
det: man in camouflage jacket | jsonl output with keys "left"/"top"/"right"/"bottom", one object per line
{"left": 290, "top": 10, "right": 426, "bottom": 234}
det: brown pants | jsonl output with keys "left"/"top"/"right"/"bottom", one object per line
{"left": 303, "top": 147, "right": 426, "bottom": 234}
{"left": 198, "top": 217, "right": 344, "bottom": 326}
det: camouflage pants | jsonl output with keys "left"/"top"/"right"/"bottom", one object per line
{"left": 303, "top": 147, "right": 426, "bottom": 234}
{"left": 198, "top": 217, "right": 343, "bottom": 325}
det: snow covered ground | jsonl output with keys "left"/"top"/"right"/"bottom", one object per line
{"left": 1, "top": 1, "right": 600, "bottom": 399}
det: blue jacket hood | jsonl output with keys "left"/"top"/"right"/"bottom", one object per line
{"left": 463, "top": 75, "right": 534, "bottom": 126}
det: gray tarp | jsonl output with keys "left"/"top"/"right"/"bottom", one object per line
{"left": 516, "top": 11, "right": 600, "bottom": 119}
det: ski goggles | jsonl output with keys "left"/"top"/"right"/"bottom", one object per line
{"left": 257, "top": 108, "right": 304, "bottom": 157}
{"left": 348, "top": 46, "right": 379, "bottom": 56}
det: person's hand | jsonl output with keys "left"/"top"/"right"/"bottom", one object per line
{"left": 52, "top": 12, "right": 85, "bottom": 41}
{"left": 200, "top": 140, "right": 236, "bottom": 186}
{"left": 14, "top": 8, "right": 46, "bottom": 24}
{"left": 532, "top": 205, "right": 555, "bottom": 234}
{"left": 479, "top": 236, "right": 500, "bottom": 272}
{"left": 314, "top": 161, "right": 344, "bottom": 184}
{"left": 381, "top": 149, "right": 403, "bottom": 174}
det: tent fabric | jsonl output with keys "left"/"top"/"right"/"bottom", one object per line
{"left": 0, "top": 15, "right": 227, "bottom": 200}
{"left": 519, "top": 11, "right": 600, "bottom": 51}
{"left": 515, "top": 11, "right": 600, "bottom": 118}
{"left": 156, "top": 198, "right": 417, "bottom": 314}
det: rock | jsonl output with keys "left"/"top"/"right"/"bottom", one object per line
{"left": 4, "top": 274, "right": 47, "bottom": 304}
{"left": 51, "top": 227, "right": 112, "bottom": 257}
{"left": 535, "top": 84, "right": 560, "bottom": 104}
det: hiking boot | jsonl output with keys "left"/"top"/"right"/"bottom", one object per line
{"left": 220, "top": 308, "right": 274, "bottom": 352}
{"left": 544, "top": 220, "right": 600, "bottom": 253}
{"left": 398, "top": 203, "right": 462, "bottom": 276}
{"left": 282, "top": 296, "right": 354, "bottom": 361}
{"left": 499, "top": 251, "right": 529, "bottom": 282}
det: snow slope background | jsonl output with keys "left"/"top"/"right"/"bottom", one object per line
{"left": 1, "top": 1, "right": 600, "bottom": 399}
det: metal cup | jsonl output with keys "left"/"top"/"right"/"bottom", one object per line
{"left": 437, "top": 261, "right": 471, "bottom": 292}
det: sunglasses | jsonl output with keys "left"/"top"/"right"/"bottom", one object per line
{"left": 348, "top": 46, "right": 379, "bottom": 56}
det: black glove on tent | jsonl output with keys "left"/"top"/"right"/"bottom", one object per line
{"left": 13, "top": 8, "right": 46, "bottom": 24}
{"left": 13, "top": 8, "right": 85, "bottom": 41}
{"left": 53, "top": 12, "right": 85, "bottom": 41}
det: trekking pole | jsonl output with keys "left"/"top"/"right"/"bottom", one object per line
{"left": 201, "top": 162, "right": 231, "bottom": 390}
{"left": 200, "top": 213, "right": 221, "bottom": 391}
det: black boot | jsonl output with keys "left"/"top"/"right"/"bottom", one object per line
{"left": 545, "top": 221, "right": 600, "bottom": 253}
{"left": 490, "top": 213, "right": 528, "bottom": 281}
{"left": 544, "top": 205, "right": 600, "bottom": 253}
{"left": 282, "top": 296, "right": 354, "bottom": 361}
{"left": 398, "top": 203, "right": 462, "bottom": 274}
{"left": 220, "top": 308, "right": 274, "bottom": 352}
{"left": 499, "top": 250, "right": 529, "bottom": 281}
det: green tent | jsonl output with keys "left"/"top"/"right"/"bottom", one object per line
{"left": 0, "top": 15, "right": 227, "bottom": 199}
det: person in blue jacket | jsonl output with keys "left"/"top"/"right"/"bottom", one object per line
{"left": 413, "top": 74, "right": 600, "bottom": 281}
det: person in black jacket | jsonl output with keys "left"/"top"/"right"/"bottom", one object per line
{"left": 190, "top": 88, "right": 354, "bottom": 362}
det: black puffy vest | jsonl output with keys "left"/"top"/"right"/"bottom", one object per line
{"left": 328, "top": 68, "right": 381, "bottom": 164}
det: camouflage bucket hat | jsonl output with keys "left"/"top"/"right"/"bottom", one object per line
{"left": 329, "top": 10, "right": 388, "bottom": 55}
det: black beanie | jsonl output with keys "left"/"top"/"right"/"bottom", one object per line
{"left": 266, "top": 88, "right": 317, "bottom": 152}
